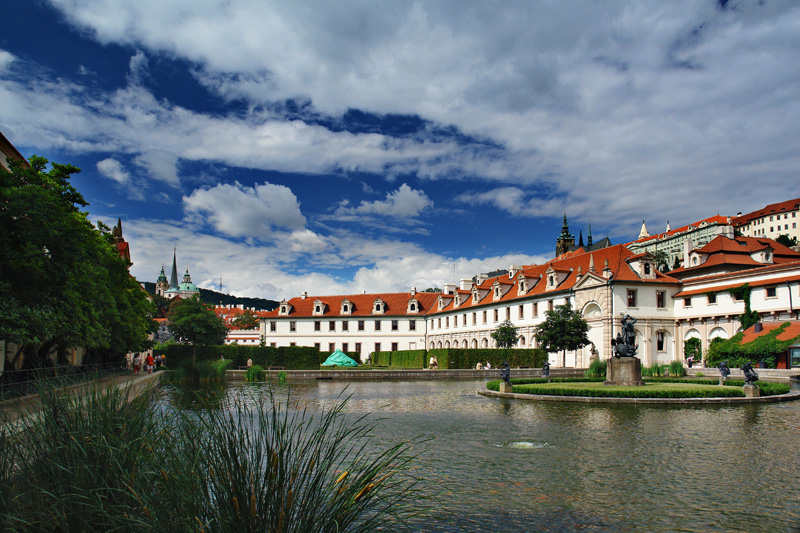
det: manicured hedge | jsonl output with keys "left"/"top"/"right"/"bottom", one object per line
{"left": 486, "top": 378, "right": 791, "bottom": 397}
{"left": 427, "top": 348, "right": 547, "bottom": 370}
{"left": 157, "top": 344, "right": 320, "bottom": 369}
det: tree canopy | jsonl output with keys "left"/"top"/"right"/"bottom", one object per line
{"left": 0, "top": 156, "right": 154, "bottom": 369}
{"left": 532, "top": 302, "right": 590, "bottom": 366}
{"left": 491, "top": 320, "right": 519, "bottom": 349}
{"left": 232, "top": 309, "right": 260, "bottom": 330}
{"left": 168, "top": 296, "right": 228, "bottom": 363}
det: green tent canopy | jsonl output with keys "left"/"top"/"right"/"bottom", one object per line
{"left": 321, "top": 349, "right": 359, "bottom": 367}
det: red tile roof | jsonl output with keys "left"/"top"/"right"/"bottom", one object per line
{"left": 626, "top": 215, "right": 730, "bottom": 246}
{"left": 669, "top": 236, "right": 800, "bottom": 276}
{"left": 262, "top": 291, "right": 441, "bottom": 318}
{"left": 733, "top": 198, "right": 800, "bottom": 227}
{"left": 673, "top": 273, "right": 800, "bottom": 298}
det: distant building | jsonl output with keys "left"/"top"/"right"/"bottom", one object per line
{"left": 626, "top": 215, "right": 734, "bottom": 270}
{"left": 155, "top": 248, "right": 199, "bottom": 300}
{"left": 555, "top": 213, "right": 611, "bottom": 258}
{"left": 733, "top": 198, "right": 800, "bottom": 243}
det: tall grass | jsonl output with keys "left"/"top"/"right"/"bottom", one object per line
{"left": 584, "top": 358, "right": 607, "bottom": 378}
{"left": 169, "top": 358, "right": 232, "bottom": 384}
{"left": 245, "top": 364, "right": 266, "bottom": 381}
{"left": 0, "top": 383, "right": 431, "bottom": 531}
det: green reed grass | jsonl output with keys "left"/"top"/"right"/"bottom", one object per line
{"left": 0, "top": 381, "right": 432, "bottom": 532}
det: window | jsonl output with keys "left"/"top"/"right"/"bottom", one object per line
{"left": 644, "top": 263, "right": 651, "bottom": 275}
{"left": 437, "top": 318, "right": 441, "bottom": 328}
{"left": 314, "top": 343, "right": 320, "bottom": 350}
{"left": 656, "top": 291, "right": 665, "bottom": 309}
{"left": 445, "top": 317, "right": 449, "bottom": 328}
{"left": 494, "top": 309, "right": 499, "bottom": 322}
{"left": 627, "top": 290, "right": 637, "bottom": 308}
{"left": 374, "top": 342, "right": 381, "bottom": 353}
{"left": 770, "top": 216, "right": 774, "bottom": 221}
{"left": 355, "top": 342, "right": 361, "bottom": 353}
{"left": 409, "top": 320, "right": 416, "bottom": 331}
{"left": 290, "top": 342, "right": 296, "bottom": 347}
{"left": 329, "top": 343, "right": 335, "bottom": 352}
{"left": 315, "top": 305, "right": 321, "bottom": 313}
{"left": 391, "top": 342, "right": 398, "bottom": 351}
{"left": 519, "top": 305, "right": 524, "bottom": 319}
{"left": 410, "top": 302, "right": 417, "bottom": 311}
{"left": 533, "top": 303, "right": 538, "bottom": 317}
{"left": 766, "top": 287, "right": 777, "bottom": 298}
{"left": 505, "top": 307, "right": 510, "bottom": 320}
{"left": 708, "top": 293, "right": 717, "bottom": 305}
{"left": 342, "top": 321, "right": 349, "bottom": 331}
{"left": 683, "top": 297, "right": 691, "bottom": 307}
{"left": 657, "top": 332, "right": 665, "bottom": 351}
{"left": 392, "top": 320, "right": 399, "bottom": 331}
{"left": 463, "top": 314, "right": 467, "bottom": 326}
{"left": 270, "top": 321, "right": 276, "bottom": 332}
{"left": 482, "top": 311, "right": 487, "bottom": 324}
{"left": 358, "top": 320, "right": 365, "bottom": 331}
{"left": 375, "top": 320, "right": 381, "bottom": 331}
{"left": 270, "top": 343, "right": 276, "bottom": 348}
{"left": 472, "top": 312, "right": 477, "bottom": 325}
{"left": 548, "top": 300, "right": 554, "bottom": 311}
{"left": 791, "top": 347, "right": 800, "bottom": 367}
{"left": 290, "top": 321, "right": 296, "bottom": 332}
{"left": 342, "top": 342, "right": 348, "bottom": 352}
{"left": 314, "top": 321, "right": 321, "bottom": 331}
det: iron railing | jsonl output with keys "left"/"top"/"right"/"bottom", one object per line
{"left": 0, "top": 361, "right": 128, "bottom": 400}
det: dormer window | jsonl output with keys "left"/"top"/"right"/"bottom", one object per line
{"left": 518, "top": 277, "right": 526, "bottom": 293}
{"left": 340, "top": 298, "right": 353, "bottom": 315}
{"left": 472, "top": 289, "right": 479, "bottom": 303}
{"left": 549, "top": 275, "right": 555, "bottom": 287}
{"left": 373, "top": 299, "right": 386, "bottom": 314}
{"left": 278, "top": 300, "right": 292, "bottom": 316}
{"left": 407, "top": 298, "right": 419, "bottom": 313}
{"left": 644, "top": 263, "right": 651, "bottom": 275}
{"left": 312, "top": 299, "right": 327, "bottom": 316}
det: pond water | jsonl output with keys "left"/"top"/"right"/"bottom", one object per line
{"left": 160, "top": 379, "right": 800, "bottom": 532}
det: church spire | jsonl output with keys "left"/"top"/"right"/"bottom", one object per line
{"left": 587, "top": 221, "right": 593, "bottom": 246}
{"left": 555, "top": 211, "right": 575, "bottom": 257}
{"left": 638, "top": 220, "right": 650, "bottom": 239}
{"left": 578, "top": 229, "right": 584, "bottom": 247}
{"left": 169, "top": 248, "right": 179, "bottom": 289}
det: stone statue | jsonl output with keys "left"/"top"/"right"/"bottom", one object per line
{"left": 717, "top": 361, "right": 731, "bottom": 379}
{"left": 542, "top": 361, "right": 550, "bottom": 378}
{"left": 589, "top": 342, "right": 599, "bottom": 361}
{"left": 612, "top": 315, "right": 639, "bottom": 358}
{"left": 500, "top": 361, "right": 511, "bottom": 385}
{"left": 741, "top": 362, "right": 759, "bottom": 386}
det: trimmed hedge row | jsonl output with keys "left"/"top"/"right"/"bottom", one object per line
{"left": 427, "top": 348, "right": 547, "bottom": 370}
{"left": 157, "top": 345, "right": 321, "bottom": 369}
{"left": 372, "top": 350, "right": 426, "bottom": 368}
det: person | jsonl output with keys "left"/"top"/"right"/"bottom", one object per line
{"left": 145, "top": 353, "right": 155, "bottom": 374}
{"left": 686, "top": 355, "right": 694, "bottom": 368}
{"left": 475, "top": 361, "right": 483, "bottom": 370}
{"left": 160, "top": 353, "right": 167, "bottom": 369}
{"left": 155, "top": 353, "right": 162, "bottom": 370}
{"left": 485, "top": 361, "right": 491, "bottom": 370}
{"left": 132, "top": 354, "right": 140, "bottom": 374}
{"left": 247, "top": 357, "right": 253, "bottom": 368}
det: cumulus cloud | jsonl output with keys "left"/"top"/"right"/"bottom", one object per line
{"left": 97, "top": 157, "right": 130, "bottom": 183}
{"left": 134, "top": 149, "right": 180, "bottom": 186}
{"left": 182, "top": 181, "right": 307, "bottom": 239}
{"left": 0, "top": 50, "right": 14, "bottom": 72}
{"left": 334, "top": 183, "right": 433, "bottom": 219}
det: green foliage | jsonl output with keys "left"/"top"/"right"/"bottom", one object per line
{"left": 232, "top": 309, "right": 260, "bottom": 330}
{"left": 0, "top": 383, "right": 430, "bottom": 530}
{"left": 277, "top": 371, "right": 287, "bottom": 382}
{"left": 490, "top": 320, "right": 520, "bottom": 349}
{"left": 532, "top": 302, "right": 590, "bottom": 356}
{"left": 0, "top": 156, "right": 154, "bottom": 368}
{"left": 776, "top": 233, "right": 798, "bottom": 247}
{"left": 160, "top": 344, "right": 321, "bottom": 370}
{"left": 371, "top": 350, "right": 426, "bottom": 368}
{"left": 487, "top": 378, "right": 790, "bottom": 397}
{"left": 584, "top": 358, "right": 607, "bottom": 378}
{"left": 704, "top": 322, "right": 799, "bottom": 369}
{"left": 728, "top": 283, "right": 760, "bottom": 331}
{"left": 642, "top": 363, "right": 668, "bottom": 377}
{"left": 684, "top": 338, "right": 702, "bottom": 361}
{"left": 245, "top": 364, "right": 266, "bottom": 381}
{"left": 669, "top": 360, "right": 687, "bottom": 377}
{"left": 167, "top": 296, "right": 229, "bottom": 363}
{"left": 427, "top": 348, "right": 547, "bottom": 369}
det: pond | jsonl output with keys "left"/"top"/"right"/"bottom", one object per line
{"left": 160, "top": 378, "right": 800, "bottom": 532}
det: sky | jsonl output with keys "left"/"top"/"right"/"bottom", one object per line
{"left": 2, "top": 0, "right": 799, "bottom": 301}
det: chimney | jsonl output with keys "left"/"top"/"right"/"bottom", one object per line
{"left": 410, "top": 286, "right": 416, "bottom": 296}
{"left": 459, "top": 278, "right": 472, "bottom": 290}
{"left": 508, "top": 265, "right": 523, "bottom": 278}
{"left": 684, "top": 237, "right": 694, "bottom": 267}
{"left": 443, "top": 282, "right": 457, "bottom": 295}
{"left": 301, "top": 291, "right": 308, "bottom": 300}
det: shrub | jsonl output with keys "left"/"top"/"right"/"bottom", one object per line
{"left": 704, "top": 322, "right": 800, "bottom": 369}
{"left": 429, "top": 348, "right": 547, "bottom": 370}
{"left": 245, "top": 364, "right": 265, "bottom": 382}
{"left": 669, "top": 360, "right": 686, "bottom": 377}
{"left": 642, "top": 363, "right": 667, "bottom": 377}
{"left": 585, "top": 358, "right": 607, "bottom": 378}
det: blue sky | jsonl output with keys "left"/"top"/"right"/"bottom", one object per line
{"left": 2, "top": 0, "right": 799, "bottom": 300}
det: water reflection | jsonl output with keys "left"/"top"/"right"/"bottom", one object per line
{"left": 159, "top": 379, "right": 800, "bottom": 532}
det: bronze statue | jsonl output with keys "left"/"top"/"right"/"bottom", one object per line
{"left": 717, "top": 361, "right": 731, "bottom": 379}
{"left": 741, "top": 362, "right": 759, "bottom": 386}
{"left": 542, "top": 361, "right": 550, "bottom": 378}
{"left": 500, "top": 361, "right": 511, "bottom": 385}
{"left": 612, "top": 315, "right": 639, "bottom": 358}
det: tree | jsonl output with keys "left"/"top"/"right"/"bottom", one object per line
{"left": 491, "top": 320, "right": 519, "bottom": 349}
{"left": 233, "top": 309, "right": 260, "bottom": 330}
{"left": 532, "top": 302, "right": 590, "bottom": 367}
{"left": 684, "top": 337, "right": 702, "bottom": 363}
{"left": 0, "top": 156, "right": 153, "bottom": 369}
{"left": 422, "top": 287, "right": 442, "bottom": 293}
{"left": 168, "top": 296, "right": 228, "bottom": 364}
{"left": 652, "top": 250, "right": 670, "bottom": 273}
{"left": 776, "top": 233, "right": 798, "bottom": 247}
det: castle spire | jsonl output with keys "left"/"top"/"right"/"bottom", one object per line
{"left": 578, "top": 229, "right": 584, "bottom": 247}
{"left": 638, "top": 220, "right": 650, "bottom": 239}
{"left": 587, "top": 221, "right": 593, "bottom": 246}
{"left": 169, "top": 247, "right": 179, "bottom": 289}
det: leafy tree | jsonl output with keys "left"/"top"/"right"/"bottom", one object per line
{"left": 0, "top": 156, "right": 153, "bottom": 369}
{"left": 233, "top": 309, "right": 260, "bottom": 330}
{"left": 672, "top": 256, "right": 682, "bottom": 270}
{"left": 491, "top": 320, "right": 519, "bottom": 349}
{"left": 168, "top": 296, "right": 228, "bottom": 364}
{"left": 422, "top": 287, "right": 442, "bottom": 293}
{"left": 684, "top": 337, "right": 701, "bottom": 363}
{"left": 776, "top": 233, "right": 798, "bottom": 247}
{"left": 532, "top": 302, "right": 590, "bottom": 367}
{"left": 152, "top": 293, "right": 171, "bottom": 319}
{"left": 652, "top": 250, "right": 670, "bottom": 273}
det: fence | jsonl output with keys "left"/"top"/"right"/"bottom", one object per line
{"left": 0, "top": 361, "right": 127, "bottom": 400}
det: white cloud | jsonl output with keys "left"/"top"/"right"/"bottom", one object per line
{"left": 182, "top": 180, "right": 307, "bottom": 239}
{"left": 0, "top": 50, "right": 14, "bottom": 72}
{"left": 334, "top": 183, "right": 433, "bottom": 219}
{"left": 97, "top": 157, "right": 130, "bottom": 184}
{"left": 133, "top": 149, "right": 180, "bottom": 186}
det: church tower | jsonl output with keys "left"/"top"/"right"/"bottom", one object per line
{"left": 556, "top": 212, "right": 575, "bottom": 257}
{"left": 155, "top": 265, "right": 169, "bottom": 296}
{"left": 169, "top": 248, "right": 179, "bottom": 290}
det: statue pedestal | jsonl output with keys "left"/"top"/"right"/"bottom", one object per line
{"left": 604, "top": 357, "right": 645, "bottom": 386}
{"left": 499, "top": 382, "right": 514, "bottom": 393}
{"left": 743, "top": 384, "right": 760, "bottom": 397}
